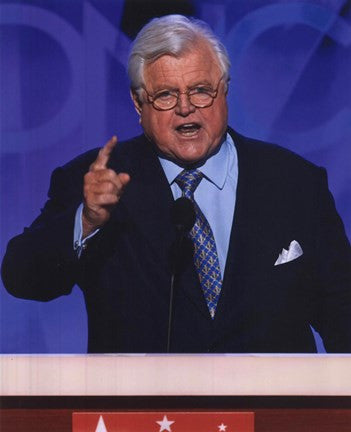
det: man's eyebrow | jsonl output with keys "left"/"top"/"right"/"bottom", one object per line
{"left": 147, "top": 82, "right": 178, "bottom": 93}
{"left": 153, "top": 86, "right": 179, "bottom": 92}
{"left": 190, "top": 80, "right": 213, "bottom": 87}
{"left": 153, "top": 80, "right": 214, "bottom": 93}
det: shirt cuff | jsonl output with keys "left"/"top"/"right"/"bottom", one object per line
{"left": 73, "top": 203, "right": 100, "bottom": 257}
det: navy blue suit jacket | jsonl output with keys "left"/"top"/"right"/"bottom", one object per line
{"left": 2, "top": 129, "right": 351, "bottom": 353}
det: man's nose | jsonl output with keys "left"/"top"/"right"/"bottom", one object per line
{"left": 175, "top": 93, "right": 196, "bottom": 116}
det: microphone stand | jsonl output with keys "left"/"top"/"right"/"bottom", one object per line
{"left": 167, "top": 229, "right": 186, "bottom": 353}
{"left": 167, "top": 197, "right": 195, "bottom": 353}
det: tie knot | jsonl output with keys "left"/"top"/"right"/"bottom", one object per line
{"left": 175, "top": 169, "right": 203, "bottom": 197}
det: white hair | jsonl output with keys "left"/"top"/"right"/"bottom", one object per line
{"left": 127, "top": 14, "right": 230, "bottom": 94}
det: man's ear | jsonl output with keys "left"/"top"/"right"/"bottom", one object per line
{"left": 130, "top": 89, "right": 142, "bottom": 115}
{"left": 224, "top": 79, "right": 230, "bottom": 96}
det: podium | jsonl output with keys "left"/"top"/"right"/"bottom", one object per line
{"left": 1, "top": 355, "right": 351, "bottom": 431}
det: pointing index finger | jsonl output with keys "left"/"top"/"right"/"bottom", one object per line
{"left": 92, "top": 136, "right": 117, "bottom": 170}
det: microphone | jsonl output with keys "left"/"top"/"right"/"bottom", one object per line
{"left": 171, "top": 197, "right": 196, "bottom": 234}
{"left": 167, "top": 197, "right": 196, "bottom": 352}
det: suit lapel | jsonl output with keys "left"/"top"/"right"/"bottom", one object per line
{"left": 215, "top": 131, "right": 279, "bottom": 323}
{"left": 109, "top": 136, "right": 178, "bottom": 275}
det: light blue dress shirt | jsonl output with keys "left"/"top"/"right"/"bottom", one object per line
{"left": 74, "top": 133, "right": 238, "bottom": 276}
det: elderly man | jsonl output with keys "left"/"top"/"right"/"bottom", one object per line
{"left": 2, "top": 15, "right": 350, "bottom": 353}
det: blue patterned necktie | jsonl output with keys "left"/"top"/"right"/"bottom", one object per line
{"left": 175, "top": 169, "right": 222, "bottom": 319}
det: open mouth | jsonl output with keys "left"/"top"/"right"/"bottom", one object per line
{"left": 175, "top": 123, "right": 201, "bottom": 135}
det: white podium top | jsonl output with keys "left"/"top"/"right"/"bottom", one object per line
{"left": 1, "top": 354, "right": 351, "bottom": 396}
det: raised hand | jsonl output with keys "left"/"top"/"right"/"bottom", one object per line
{"left": 82, "top": 136, "right": 130, "bottom": 237}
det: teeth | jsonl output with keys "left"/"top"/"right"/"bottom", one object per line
{"left": 177, "top": 123, "right": 200, "bottom": 131}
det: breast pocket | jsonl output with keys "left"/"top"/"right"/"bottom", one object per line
{"left": 239, "top": 254, "right": 311, "bottom": 314}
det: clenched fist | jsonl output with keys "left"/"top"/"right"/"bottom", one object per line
{"left": 82, "top": 136, "right": 130, "bottom": 237}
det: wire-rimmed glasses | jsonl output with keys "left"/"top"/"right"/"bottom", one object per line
{"left": 143, "top": 77, "right": 224, "bottom": 111}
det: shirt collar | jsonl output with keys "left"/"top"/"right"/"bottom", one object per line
{"left": 159, "top": 133, "right": 233, "bottom": 190}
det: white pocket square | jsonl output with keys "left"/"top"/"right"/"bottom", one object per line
{"left": 274, "top": 240, "right": 303, "bottom": 266}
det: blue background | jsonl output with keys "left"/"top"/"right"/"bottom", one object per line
{"left": 1, "top": 0, "right": 350, "bottom": 353}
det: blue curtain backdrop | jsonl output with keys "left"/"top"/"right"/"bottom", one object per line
{"left": 0, "top": 0, "right": 350, "bottom": 353}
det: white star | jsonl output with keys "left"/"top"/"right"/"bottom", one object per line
{"left": 156, "top": 415, "right": 175, "bottom": 431}
{"left": 95, "top": 415, "right": 108, "bottom": 432}
{"left": 218, "top": 423, "right": 227, "bottom": 432}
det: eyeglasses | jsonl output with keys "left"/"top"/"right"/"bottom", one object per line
{"left": 143, "top": 77, "right": 224, "bottom": 111}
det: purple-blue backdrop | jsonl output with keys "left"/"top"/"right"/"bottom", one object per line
{"left": 1, "top": 0, "right": 350, "bottom": 353}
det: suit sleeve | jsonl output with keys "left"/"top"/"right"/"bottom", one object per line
{"left": 1, "top": 164, "right": 85, "bottom": 301}
{"left": 310, "top": 168, "right": 351, "bottom": 352}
